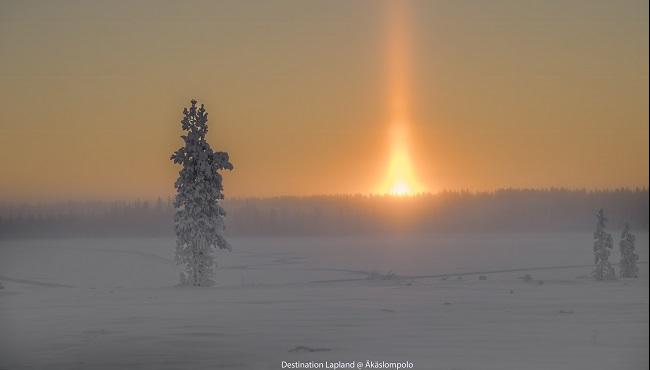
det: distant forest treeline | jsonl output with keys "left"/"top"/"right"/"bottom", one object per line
{"left": 0, "top": 189, "right": 647, "bottom": 239}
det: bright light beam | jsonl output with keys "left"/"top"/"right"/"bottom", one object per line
{"left": 378, "top": 0, "right": 424, "bottom": 196}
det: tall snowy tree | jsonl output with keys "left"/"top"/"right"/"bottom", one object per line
{"left": 619, "top": 223, "right": 639, "bottom": 278}
{"left": 592, "top": 208, "right": 616, "bottom": 281}
{"left": 171, "top": 99, "right": 233, "bottom": 286}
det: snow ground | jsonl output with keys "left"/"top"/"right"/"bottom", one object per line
{"left": 0, "top": 233, "right": 648, "bottom": 369}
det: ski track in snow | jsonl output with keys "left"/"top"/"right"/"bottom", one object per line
{"left": 0, "top": 274, "right": 75, "bottom": 288}
{"left": 70, "top": 247, "right": 175, "bottom": 265}
{"left": 310, "top": 261, "right": 649, "bottom": 284}
{"left": 8, "top": 237, "right": 635, "bottom": 289}
{"left": 0, "top": 263, "right": 619, "bottom": 291}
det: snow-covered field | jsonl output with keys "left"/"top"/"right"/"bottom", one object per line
{"left": 1, "top": 233, "right": 648, "bottom": 369}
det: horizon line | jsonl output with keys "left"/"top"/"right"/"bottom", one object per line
{"left": 0, "top": 186, "right": 648, "bottom": 205}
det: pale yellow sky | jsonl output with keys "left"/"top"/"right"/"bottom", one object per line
{"left": 0, "top": 0, "right": 647, "bottom": 200}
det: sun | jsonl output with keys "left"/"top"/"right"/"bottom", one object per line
{"left": 390, "top": 179, "right": 412, "bottom": 196}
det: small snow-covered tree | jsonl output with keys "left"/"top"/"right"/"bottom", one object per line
{"left": 171, "top": 99, "right": 233, "bottom": 286}
{"left": 592, "top": 208, "right": 616, "bottom": 281}
{"left": 619, "top": 223, "right": 639, "bottom": 278}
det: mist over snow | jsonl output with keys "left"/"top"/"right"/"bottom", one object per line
{"left": 1, "top": 189, "right": 646, "bottom": 239}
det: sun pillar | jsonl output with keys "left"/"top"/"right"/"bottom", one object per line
{"left": 379, "top": 0, "right": 423, "bottom": 196}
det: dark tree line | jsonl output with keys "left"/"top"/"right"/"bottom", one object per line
{"left": 0, "top": 188, "right": 647, "bottom": 239}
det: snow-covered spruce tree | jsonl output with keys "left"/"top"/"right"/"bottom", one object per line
{"left": 171, "top": 99, "right": 233, "bottom": 286}
{"left": 619, "top": 223, "right": 639, "bottom": 278}
{"left": 592, "top": 208, "right": 616, "bottom": 281}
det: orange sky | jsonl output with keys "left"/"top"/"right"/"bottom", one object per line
{"left": 0, "top": 0, "right": 648, "bottom": 200}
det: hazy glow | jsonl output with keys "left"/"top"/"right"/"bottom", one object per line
{"left": 378, "top": 0, "right": 424, "bottom": 196}
{"left": 382, "top": 123, "right": 423, "bottom": 196}
{"left": 390, "top": 179, "right": 411, "bottom": 197}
